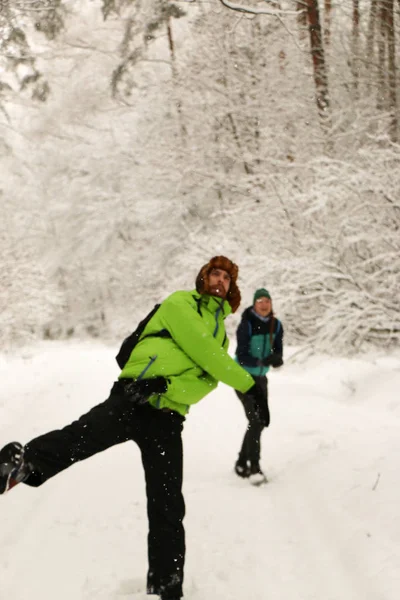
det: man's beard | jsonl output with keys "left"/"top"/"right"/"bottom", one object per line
{"left": 207, "top": 283, "right": 227, "bottom": 299}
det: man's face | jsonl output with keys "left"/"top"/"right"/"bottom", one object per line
{"left": 254, "top": 296, "right": 271, "bottom": 317}
{"left": 207, "top": 268, "right": 231, "bottom": 299}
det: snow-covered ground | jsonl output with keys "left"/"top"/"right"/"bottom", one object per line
{"left": 0, "top": 341, "right": 399, "bottom": 600}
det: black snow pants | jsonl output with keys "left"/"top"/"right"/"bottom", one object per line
{"left": 23, "top": 381, "right": 186, "bottom": 600}
{"left": 235, "top": 375, "right": 269, "bottom": 465}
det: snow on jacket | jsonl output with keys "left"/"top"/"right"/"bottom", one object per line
{"left": 235, "top": 307, "right": 284, "bottom": 377}
{"left": 119, "top": 290, "right": 254, "bottom": 416}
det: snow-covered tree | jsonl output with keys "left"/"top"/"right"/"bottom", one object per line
{"left": 1, "top": 0, "right": 399, "bottom": 354}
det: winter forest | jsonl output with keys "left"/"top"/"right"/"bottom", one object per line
{"left": 1, "top": 0, "right": 400, "bottom": 355}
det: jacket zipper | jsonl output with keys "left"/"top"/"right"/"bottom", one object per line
{"left": 137, "top": 355, "right": 157, "bottom": 380}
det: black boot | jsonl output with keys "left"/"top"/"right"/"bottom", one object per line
{"left": 0, "top": 442, "right": 32, "bottom": 494}
{"left": 249, "top": 462, "right": 267, "bottom": 486}
{"left": 234, "top": 459, "right": 250, "bottom": 478}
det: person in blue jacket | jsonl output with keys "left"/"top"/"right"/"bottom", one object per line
{"left": 234, "top": 288, "right": 284, "bottom": 485}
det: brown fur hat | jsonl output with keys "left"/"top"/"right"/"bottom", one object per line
{"left": 195, "top": 255, "right": 241, "bottom": 313}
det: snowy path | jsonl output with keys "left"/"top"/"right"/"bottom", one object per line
{"left": 0, "top": 342, "right": 399, "bottom": 600}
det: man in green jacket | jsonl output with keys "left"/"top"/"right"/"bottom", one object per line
{"left": 0, "top": 256, "right": 255, "bottom": 600}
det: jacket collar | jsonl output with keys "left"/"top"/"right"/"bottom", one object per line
{"left": 245, "top": 306, "right": 272, "bottom": 323}
{"left": 192, "top": 290, "right": 232, "bottom": 317}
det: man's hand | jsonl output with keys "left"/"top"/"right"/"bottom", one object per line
{"left": 122, "top": 377, "right": 168, "bottom": 404}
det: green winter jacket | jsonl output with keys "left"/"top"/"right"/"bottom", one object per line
{"left": 119, "top": 290, "right": 254, "bottom": 416}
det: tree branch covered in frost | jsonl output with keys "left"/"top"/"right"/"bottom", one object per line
{"left": 218, "top": 0, "right": 298, "bottom": 17}
{"left": 1, "top": 0, "right": 400, "bottom": 355}
{"left": 1, "top": 229, "right": 64, "bottom": 347}
{"left": 0, "top": 0, "right": 65, "bottom": 101}
{"left": 271, "top": 148, "right": 400, "bottom": 354}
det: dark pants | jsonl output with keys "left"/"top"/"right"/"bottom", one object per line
{"left": 235, "top": 376, "right": 269, "bottom": 465}
{"left": 23, "top": 382, "right": 185, "bottom": 600}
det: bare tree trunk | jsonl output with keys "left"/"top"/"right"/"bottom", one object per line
{"left": 166, "top": 16, "right": 187, "bottom": 140}
{"left": 226, "top": 113, "right": 252, "bottom": 174}
{"left": 366, "top": 0, "right": 378, "bottom": 95}
{"left": 366, "top": 0, "right": 378, "bottom": 56}
{"left": 324, "top": 0, "right": 332, "bottom": 46}
{"left": 305, "top": 0, "right": 331, "bottom": 130}
{"left": 352, "top": 0, "right": 360, "bottom": 95}
{"left": 382, "top": 0, "right": 398, "bottom": 141}
{"left": 215, "top": 40, "right": 252, "bottom": 176}
{"left": 297, "top": 1, "right": 308, "bottom": 40}
{"left": 251, "top": 19, "right": 262, "bottom": 165}
{"left": 377, "top": 0, "right": 387, "bottom": 111}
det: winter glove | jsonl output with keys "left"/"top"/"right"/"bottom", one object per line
{"left": 120, "top": 377, "right": 168, "bottom": 404}
{"left": 271, "top": 353, "right": 283, "bottom": 368}
{"left": 261, "top": 353, "right": 283, "bottom": 368}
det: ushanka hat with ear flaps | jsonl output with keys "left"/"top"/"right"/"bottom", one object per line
{"left": 195, "top": 255, "right": 241, "bottom": 313}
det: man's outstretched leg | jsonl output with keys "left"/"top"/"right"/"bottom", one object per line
{"left": 0, "top": 381, "right": 146, "bottom": 492}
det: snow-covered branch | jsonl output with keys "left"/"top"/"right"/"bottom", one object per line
{"left": 218, "top": 0, "right": 298, "bottom": 17}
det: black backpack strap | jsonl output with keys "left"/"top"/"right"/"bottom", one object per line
{"left": 116, "top": 303, "right": 167, "bottom": 369}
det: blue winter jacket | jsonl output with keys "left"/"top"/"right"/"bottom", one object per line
{"left": 234, "top": 307, "right": 284, "bottom": 377}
